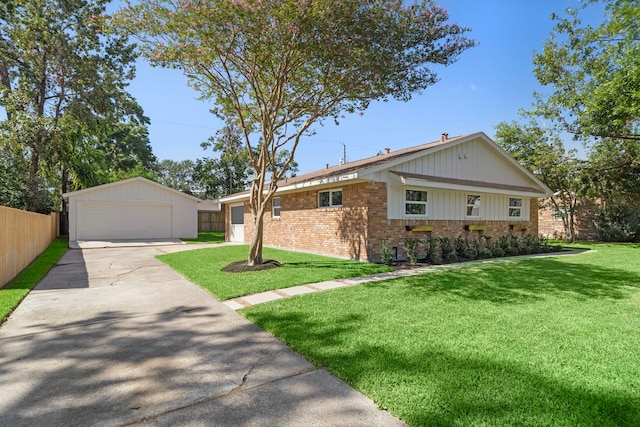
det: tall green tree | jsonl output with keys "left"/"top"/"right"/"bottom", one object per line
{"left": 0, "top": 0, "right": 154, "bottom": 212}
{"left": 194, "top": 122, "right": 251, "bottom": 199}
{"left": 532, "top": 0, "right": 640, "bottom": 141}
{"left": 495, "top": 120, "right": 584, "bottom": 242}
{"left": 156, "top": 159, "right": 197, "bottom": 194}
{"left": 117, "top": 0, "right": 475, "bottom": 265}
{"left": 194, "top": 121, "right": 298, "bottom": 198}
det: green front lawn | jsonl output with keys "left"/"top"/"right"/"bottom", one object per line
{"left": 1, "top": 237, "right": 68, "bottom": 322}
{"left": 181, "top": 231, "right": 225, "bottom": 244}
{"left": 242, "top": 243, "right": 640, "bottom": 426}
{"left": 157, "top": 245, "right": 392, "bottom": 300}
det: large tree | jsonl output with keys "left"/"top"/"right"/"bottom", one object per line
{"left": 532, "top": 0, "right": 640, "bottom": 141}
{"left": 0, "top": 0, "right": 154, "bottom": 212}
{"left": 117, "top": 0, "right": 475, "bottom": 265}
{"left": 156, "top": 159, "right": 197, "bottom": 194}
{"left": 495, "top": 120, "right": 584, "bottom": 242}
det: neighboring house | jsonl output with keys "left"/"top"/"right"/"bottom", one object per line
{"left": 63, "top": 177, "right": 201, "bottom": 243}
{"left": 220, "top": 132, "right": 553, "bottom": 262}
{"left": 538, "top": 198, "right": 598, "bottom": 241}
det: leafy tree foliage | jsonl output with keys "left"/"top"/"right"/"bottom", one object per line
{"left": 532, "top": 0, "right": 640, "bottom": 141}
{"left": 194, "top": 122, "right": 251, "bottom": 199}
{"left": 117, "top": 0, "right": 475, "bottom": 265}
{"left": 156, "top": 159, "right": 197, "bottom": 194}
{"left": 495, "top": 120, "right": 584, "bottom": 242}
{"left": 0, "top": 0, "right": 155, "bottom": 212}
{"left": 194, "top": 122, "right": 298, "bottom": 199}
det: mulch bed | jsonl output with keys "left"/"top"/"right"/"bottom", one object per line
{"left": 222, "top": 259, "right": 282, "bottom": 273}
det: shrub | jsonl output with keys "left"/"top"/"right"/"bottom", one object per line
{"left": 439, "top": 236, "right": 454, "bottom": 260}
{"left": 430, "top": 253, "right": 443, "bottom": 265}
{"left": 479, "top": 248, "right": 493, "bottom": 259}
{"left": 380, "top": 240, "right": 394, "bottom": 265}
{"left": 464, "top": 247, "right": 478, "bottom": 260}
{"left": 454, "top": 235, "right": 468, "bottom": 258}
{"left": 424, "top": 236, "right": 438, "bottom": 263}
{"left": 493, "top": 247, "right": 505, "bottom": 257}
{"left": 506, "top": 246, "right": 520, "bottom": 256}
{"left": 446, "top": 252, "right": 459, "bottom": 263}
{"left": 404, "top": 238, "right": 419, "bottom": 265}
{"left": 593, "top": 203, "right": 640, "bottom": 242}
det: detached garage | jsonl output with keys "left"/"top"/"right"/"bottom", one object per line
{"left": 63, "top": 177, "right": 200, "bottom": 243}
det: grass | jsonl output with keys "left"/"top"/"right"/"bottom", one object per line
{"left": 1, "top": 237, "right": 68, "bottom": 323}
{"left": 157, "top": 244, "right": 392, "bottom": 300}
{"left": 181, "top": 231, "right": 225, "bottom": 244}
{"left": 241, "top": 242, "right": 640, "bottom": 426}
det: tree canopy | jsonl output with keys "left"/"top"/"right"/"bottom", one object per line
{"left": 116, "top": 0, "right": 475, "bottom": 265}
{"left": 495, "top": 120, "right": 584, "bottom": 242}
{"left": 0, "top": 0, "right": 155, "bottom": 212}
{"left": 532, "top": 0, "right": 640, "bottom": 141}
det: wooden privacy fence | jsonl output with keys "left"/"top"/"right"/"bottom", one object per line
{"left": 1, "top": 206, "right": 60, "bottom": 288}
{"left": 198, "top": 211, "right": 225, "bottom": 232}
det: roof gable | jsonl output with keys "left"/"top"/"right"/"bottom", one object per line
{"left": 62, "top": 177, "right": 202, "bottom": 203}
{"left": 221, "top": 132, "right": 552, "bottom": 202}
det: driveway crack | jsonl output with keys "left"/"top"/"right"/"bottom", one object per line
{"left": 118, "top": 356, "right": 315, "bottom": 426}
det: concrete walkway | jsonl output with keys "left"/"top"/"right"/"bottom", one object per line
{"left": 223, "top": 249, "right": 586, "bottom": 310}
{"left": 0, "top": 244, "right": 405, "bottom": 427}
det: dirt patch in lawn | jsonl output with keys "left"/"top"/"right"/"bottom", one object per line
{"left": 222, "top": 259, "right": 282, "bottom": 273}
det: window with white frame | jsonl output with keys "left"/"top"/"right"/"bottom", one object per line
{"left": 466, "top": 194, "right": 481, "bottom": 217}
{"left": 508, "top": 197, "right": 523, "bottom": 218}
{"left": 405, "top": 189, "right": 428, "bottom": 216}
{"left": 318, "top": 189, "right": 342, "bottom": 208}
{"left": 272, "top": 197, "right": 281, "bottom": 218}
{"left": 553, "top": 205, "right": 566, "bottom": 221}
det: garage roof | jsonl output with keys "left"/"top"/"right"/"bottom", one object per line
{"left": 62, "top": 177, "right": 202, "bottom": 202}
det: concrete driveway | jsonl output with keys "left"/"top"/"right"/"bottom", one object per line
{"left": 0, "top": 244, "right": 405, "bottom": 427}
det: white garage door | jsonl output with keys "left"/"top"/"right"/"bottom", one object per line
{"left": 77, "top": 202, "right": 172, "bottom": 240}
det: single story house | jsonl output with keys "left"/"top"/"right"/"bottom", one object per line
{"left": 63, "top": 177, "right": 200, "bottom": 243}
{"left": 220, "top": 132, "right": 553, "bottom": 262}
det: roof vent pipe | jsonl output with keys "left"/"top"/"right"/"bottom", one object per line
{"left": 441, "top": 132, "right": 448, "bottom": 142}
{"left": 326, "top": 163, "right": 329, "bottom": 169}
{"left": 385, "top": 147, "right": 390, "bottom": 154}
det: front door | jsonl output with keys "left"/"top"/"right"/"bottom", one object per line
{"left": 229, "top": 204, "right": 245, "bottom": 243}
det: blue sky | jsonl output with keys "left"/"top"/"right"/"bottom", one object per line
{"left": 124, "top": 0, "right": 600, "bottom": 173}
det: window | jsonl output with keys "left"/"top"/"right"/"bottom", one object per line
{"left": 466, "top": 195, "right": 481, "bottom": 217}
{"left": 272, "top": 197, "right": 281, "bottom": 218}
{"left": 319, "top": 189, "right": 342, "bottom": 208}
{"left": 553, "top": 206, "right": 566, "bottom": 221}
{"left": 508, "top": 197, "right": 523, "bottom": 218}
{"left": 405, "top": 189, "right": 428, "bottom": 216}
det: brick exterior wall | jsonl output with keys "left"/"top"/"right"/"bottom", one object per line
{"left": 229, "top": 182, "right": 540, "bottom": 262}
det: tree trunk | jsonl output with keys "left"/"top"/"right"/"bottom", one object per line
{"left": 248, "top": 210, "right": 264, "bottom": 266}
{"left": 27, "top": 150, "right": 40, "bottom": 212}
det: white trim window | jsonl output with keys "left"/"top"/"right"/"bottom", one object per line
{"left": 508, "top": 197, "right": 523, "bottom": 218}
{"left": 272, "top": 197, "right": 281, "bottom": 218}
{"left": 405, "top": 189, "right": 428, "bottom": 216}
{"left": 319, "top": 189, "right": 342, "bottom": 208}
{"left": 466, "top": 194, "right": 481, "bottom": 217}
{"left": 553, "top": 206, "right": 566, "bottom": 221}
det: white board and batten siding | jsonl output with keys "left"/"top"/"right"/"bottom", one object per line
{"left": 65, "top": 177, "right": 199, "bottom": 241}
{"left": 383, "top": 136, "right": 537, "bottom": 221}
{"left": 387, "top": 188, "right": 531, "bottom": 221}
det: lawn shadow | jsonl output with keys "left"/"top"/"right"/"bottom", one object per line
{"left": 398, "top": 257, "right": 640, "bottom": 304}
{"left": 245, "top": 310, "right": 640, "bottom": 427}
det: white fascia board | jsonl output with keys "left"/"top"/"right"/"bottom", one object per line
{"left": 277, "top": 173, "right": 360, "bottom": 193}
{"left": 220, "top": 173, "right": 362, "bottom": 203}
